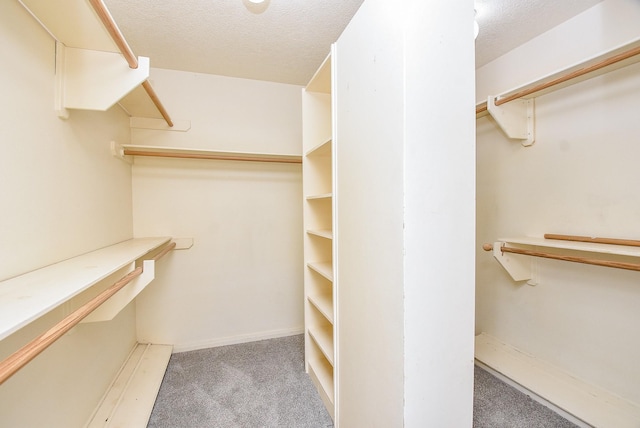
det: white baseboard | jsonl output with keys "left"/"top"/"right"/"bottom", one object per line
{"left": 86, "top": 343, "right": 172, "bottom": 428}
{"left": 172, "top": 326, "right": 304, "bottom": 353}
{"left": 475, "top": 332, "right": 640, "bottom": 428}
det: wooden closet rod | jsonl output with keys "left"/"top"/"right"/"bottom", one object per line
{"left": 483, "top": 243, "right": 640, "bottom": 272}
{"left": 0, "top": 267, "right": 142, "bottom": 385}
{"left": 122, "top": 149, "right": 303, "bottom": 164}
{"left": 88, "top": 0, "right": 174, "bottom": 127}
{"left": 0, "top": 242, "right": 175, "bottom": 385}
{"left": 475, "top": 43, "right": 640, "bottom": 115}
{"left": 544, "top": 233, "right": 640, "bottom": 248}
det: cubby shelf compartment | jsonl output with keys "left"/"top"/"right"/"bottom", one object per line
{"left": 306, "top": 193, "right": 333, "bottom": 201}
{"left": 307, "top": 229, "right": 333, "bottom": 240}
{"left": 487, "top": 236, "right": 640, "bottom": 282}
{"left": 308, "top": 324, "right": 334, "bottom": 366}
{"left": 0, "top": 237, "right": 170, "bottom": 341}
{"left": 308, "top": 290, "right": 333, "bottom": 324}
{"left": 307, "top": 262, "right": 334, "bottom": 282}
{"left": 305, "top": 138, "right": 332, "bottom": 157}
{"left": 476, "top": 332, "right": 640, "bottom": 428}
{"left": 308, "top": 357, "right": 335, "bottom": 414}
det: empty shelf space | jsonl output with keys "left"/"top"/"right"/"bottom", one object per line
{"left": 308, "top": 357, "right": 334, "bottom": 408}
{"left": 475, "top": 333, "right": 640, "bottom": 428}
{"left": 307, "top": 262, "right": 333, "bottom": 282}
{"left": 305, "top": 138, "right": 332, "bottom": 157}
{"left": 0, "top": 237, "right": 170, "bottom": 341}
{"left": 308, "top": 325, "right": 334, "bottom": 366}
{"left": 308, "top": 291, "right": 333, "bottom": 324}
{"left": 307, "top": 229, "right": 333, "bottom": 240}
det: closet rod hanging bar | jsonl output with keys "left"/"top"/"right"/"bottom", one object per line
{"left": 475, "top": 43, "right": 640, "bottom": 115}
{"left": 0, "top": 267, "right": 142, "bottom": 386}
{"left": 482, "top": 243, "right": 640, "bottom": 272}
{"left": 0, "top": 241, "right": 176, "bottom": 386}
{"left": 88, "top": 0, "right": 174, "bottom": 127}
{"left": 122, "top": 149, "right": 303, "bottom": 164}
{"left": 152, "top": 241, "right": 177, "bottom": 261}
{"left": 88, "top": 0, "right": 138, "bottom": 69}
{"left": 544, "top": 234, "right": 640, "bottom": 248}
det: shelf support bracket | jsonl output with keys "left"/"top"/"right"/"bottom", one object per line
{"left": 54, "top": 42, "right": 150, "bottom": 115}
{"left": 487, "top": 96, "right": 535, "bottom": 146}
{"left": 491, "top": 242, "right": 532, "bottom": 282}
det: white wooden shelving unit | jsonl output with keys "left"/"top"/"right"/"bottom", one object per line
{"left": 302, "top": 51, "right": 336, "bottom": 420}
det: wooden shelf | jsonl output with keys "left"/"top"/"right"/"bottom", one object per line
{"left": 19, "top": 0, "right": 171, "bottom": 123}
{"left": 487, "top": 236, "right": 640, "bottom": 282}
{"left": 307, "top": 229, "right": 333, "bottom": 240}
{"left": 501, "top": 236, "right": 640, "bottom": 258}
{"left": 118, "top": 144, "right": 302, "bottom": 164}
{"left": 308, "top": 358, "right": 334, "bottom": 418}
{"left": 476, "top": 333, "right": 640, "bottom": 428}
{"left": 307, "top": 262, "right": 333, "bottom": 282}
{"left": 305, "top": 53, "right": 332, "bottom": 94}
{"left": 305, "top": 138, "right": 332, "bottom": 157}
{"left": 308, "top": 289, "right": 333, "bottom": 324}
{"left": 0, "top": 237, "right": 170, "bottom": 341}
{"left": 308, "top": 325, "right": 334, "bottom": 366}
{"left": 306, "top": 193, "right": 332, "bottom": 201}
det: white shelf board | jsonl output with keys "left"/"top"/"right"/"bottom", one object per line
{"left": 87, "top": 343, "right": 172, "bottom": 427}
{"left": 307, "top": 229, "right": 333, "bottom": 240}
{"left": 475, "top": 332, "right": 640, "bottom": 428}
{"left": 305, "top": 138, "right": 332, "bottom": 157}
{"left": 307, "top": 262, "right": 333, "bottom": 282}
{"left": 0, "top": 237, "right": 170, "bottom": 341}
{"left": 305, "top": 53, "right": 332, "bottom": 94}
{"left": 308, "top": 290, "right": 333, "bottom": 324}
{"left": 121, "top": 144, "right": 302, "bottom": 163}
{"left": 306, "top": 193, "right": 332, "bottom": 201}
{"left": 308, "top": 325, "right": 334, "bottom": 366}
{"left": 500, "top": 236, "right": 640, "bottom": 258}
{"left": 308, "top": 357, "right": 334, "bottom": 408}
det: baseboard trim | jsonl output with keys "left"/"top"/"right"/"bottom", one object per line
{"left": 86, "top": 343, "right": 172, "bottom": 428}
{"left": 172, "top": 326, "right": 304, "bottom": 353}
{"left": 475, "top": 332, "right": 640, "bottom": 428}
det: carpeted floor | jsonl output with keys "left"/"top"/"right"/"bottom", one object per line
{"left": 473, "top": 366, "right": 579, "bottom": 428}
{"left": 148, "top": 335, "right": 579, "bottom": 428}
{"left": 147, "top": 335, "right": 332, "bottom": 428}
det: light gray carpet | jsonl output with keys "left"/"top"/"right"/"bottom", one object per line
{"left": 148, "top": 335, "right": 579, "bottom": 427}
{"left": 474, "top": 366, "right": 579, "bottom": 428}
{"left": 147, "top": 335, "right": 333, "bottom": 428}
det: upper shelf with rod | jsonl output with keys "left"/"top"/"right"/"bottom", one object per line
{"left": 19, "top": 0, "right": 174, "bottom": 127}
{"left": 483, "top": 234, "right": 640, "bottom": 282}
{"left": 476, "top": 38, "right": 640, "bottom": 146}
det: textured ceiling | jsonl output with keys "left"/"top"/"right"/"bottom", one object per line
{"left": 104, "top": 0, "right": 604, "bottom": 86}
{"left": 475, "top": 0, "right": 603, "bottom": 67}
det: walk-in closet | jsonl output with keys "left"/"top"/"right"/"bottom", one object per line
{"left": 1, "top": 0, "right": 639, "bottom": 426}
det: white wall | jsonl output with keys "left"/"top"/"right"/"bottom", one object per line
{"left": 476, "top": 0, "right": 640, "bottom": 405}
{"left": 132, "top": 69, "right": 304, "bottom": 351}
{"left": 334, "top": 0, "right": 476, "bottom": 425}
{"left": 0, "top": 1, "right": 135, "bottom": 426}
